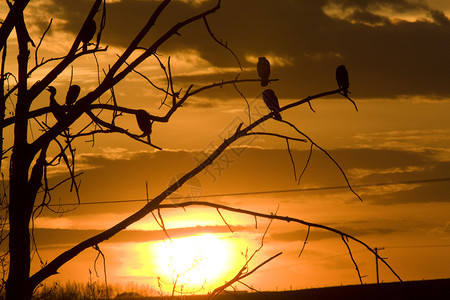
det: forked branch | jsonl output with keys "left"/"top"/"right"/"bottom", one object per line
{"left": 159, "top": 201, "right": 403, "bottom": 284}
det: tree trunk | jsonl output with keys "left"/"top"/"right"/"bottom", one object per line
{"left": 6, "top": 146, "right": 34, "bottom": 299}
{"left": 5, "top": 6, "right": 35, "bottom": 297}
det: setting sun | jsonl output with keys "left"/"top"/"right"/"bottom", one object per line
{"left": 151, "top": 234, "right": 241, "bottom": 292}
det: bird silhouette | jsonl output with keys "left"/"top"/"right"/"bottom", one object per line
{"left": 135, "top": 109, "right": 152, "bottom": 143}
{"left": 65, "top": 84, "right": 81, "bottom": 106}
{"left": 257, "top": 57, "right": 270, "bottom": 87}
{"left": 262, "top": 89, "right": 282, "bottom": 121}
{"left": 80, "top": 19, "right": 96, "bottom": 52}
{"left": 46, "top": 86, "right": 65, "bottom": 121}
{"left": 336, "top": 65, "right": 349, "bottom": 97}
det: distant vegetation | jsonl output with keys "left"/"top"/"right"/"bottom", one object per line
{"left": 22, "top": 278, "right": 450, "bottom": 299}
{"left": 30, "top": 280, "right": 156, "bottom": 299}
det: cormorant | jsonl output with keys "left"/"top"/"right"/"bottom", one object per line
{"left": 46, "top": 86, "right": 65, "bottom": 121}
{"left": 262, "top": 89, "right": 282, "bottom": 121}
{"left": 65, "top": 84, "right": 81, "bottom": 106}
{"left": 135, "top": 109, "right": 152, "bottom": 143}
{"left": 336, "top": 65, "right": 349, "bottom": 97}
{"left": 80, "top": 19, "right": 96, "bottom": 52}
{"left": 257, "top": 57, "right": 270, "bottom": 87}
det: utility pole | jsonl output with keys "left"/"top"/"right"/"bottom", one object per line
{"left": 374, "top": 247, "right": 385, "bottom": 284}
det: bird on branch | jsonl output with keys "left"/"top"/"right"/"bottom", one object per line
{"left": 80, "top": 19, "right": 96, "bottom": 52}
{"left": 257, "top": 56, "right": 270, "bottom": 87}
{"left": 65, "top": 84, "right": 81, "bottom": 106}
{"left": 135, "top": 109, "right": 152, "bottom": 143}
{"left": 336, "top": 65, "right": 349, "bottom": 97}
{"left": 262, "top": 89, "right": 282, "bottom": 121}
{"left": 46, "top": 86, "right": 65, "bottom": 122}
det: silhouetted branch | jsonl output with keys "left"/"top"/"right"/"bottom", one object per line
{"left": 340, "top": 91, "right": 358, "bottom": 111}
{"left": 280, "top": 119, "right": 362, "bottom": 201}
{"left": 151, "top": 209, "right": 171, "bottom": 241}
{"left": 26, "top": 0, "right": 103, "bottom": 101}
{"left": 217, "top": 208, "right": 234, "bottom": 233}
{"left": 245, "top": 132, "right": 306, "bottom": 143}
{"left": 298, "top": 226, "right": 310, "bottom": 258}
{"left": 307, "top": 100, "right": 316, "bottom": 112}
{"left": 203, "top": 16, "right": 242, "bottom": 71}
{"left": 94, "top": 0, "right": 107, "bottom": 52}
{"left": 341, "top": 235, "right": 363, "bottom": 284}
{"left": 298, "top": 143, "right": 313, "bottom": 185}
{"left": 285, "top": 138, "right": 297, "bottom": 181}
{"left": 85, "top": 110, "right": 163, "bottom": 150}
{"left": 167, "top": 56, "right": 182, "bottom": 108}
{"left": 210, "top": 252, "right": 282, "bottom": 299}
{"left": 158, "top": 201, "right": 403, "bottom": 283}
{"left": 0, "top": 0, "right": 30, "bottom": 53}
{"left": 1, "top": 78, "right": 275, "bottom": 129}
{"left": 232, "top": 75, "right": 251, "bottom": 124}
{"left": 34, "top": 18, "right": 53, "bottom": 67}
{"left": 208, "top": 210, "right": 280, "bottom": 298}
{"left": 92, "top": 244, "right": 108, "bottom": 299}
{"left": 104, "top": 0, "right": 171, "bottom": 80}
{"left": 120, "top": 54, "right": 170, "bottom": 100}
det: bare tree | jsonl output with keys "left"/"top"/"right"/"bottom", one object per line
{"left": 0, "top": 1, "right": 402, "bottom": 299}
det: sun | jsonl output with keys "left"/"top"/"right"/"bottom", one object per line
{"left": 153, "top": 233, "right": 237, "bottom": 291}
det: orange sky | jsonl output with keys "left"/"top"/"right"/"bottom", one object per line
{"left": 1, "top": 0, "right": 450, "bottom": 295}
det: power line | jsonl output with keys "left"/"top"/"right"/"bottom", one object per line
{"left": 43, "top": 177, "right": 450, "bottom": 207}
{"left": 386, "top": 244, "right": 450, "bottom": 249}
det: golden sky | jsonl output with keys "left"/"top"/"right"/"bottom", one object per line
{"left": 2, "top": 0, "right": 450, "bottom": 295}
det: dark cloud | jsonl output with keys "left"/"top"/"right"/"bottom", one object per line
{"left": 40, "top": 0, "right": 450, "bottom": 99}
{"left": 429, "top": 9, "right": 450, "bottom": 25}
{"left": 327, "top": 0, "right": 428, "bottom": 11}
{"left": 347, "top": 10, "right": 390, "bottom": 26}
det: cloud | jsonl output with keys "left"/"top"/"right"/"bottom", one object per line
{"left": 31, "top": 0, "right": 450, "bottom": 100}
{"left": 39, "top": 146, "right": 450, "bottom": 220}
{"left": 429, "top": 9, "right": 450, "bottom": 25}
{"left": 353, "top": 129, "right": 450, "bottom": 157}
{"left": 270, "top": 226, "right": 397, "bottom": 242}
{"left": 29, "top": 225, "right": 245, "bottom": 248}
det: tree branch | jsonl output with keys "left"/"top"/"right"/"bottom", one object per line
{"left": 159, "top": 201, "right": 403, "bottom": 283}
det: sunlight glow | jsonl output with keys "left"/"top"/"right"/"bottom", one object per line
{"left": 152, "top": 234, "right": 239, "bottom": 293}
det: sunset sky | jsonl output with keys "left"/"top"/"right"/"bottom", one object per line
{"left": 2, "top": 0, "right": 450, "bottom": 295}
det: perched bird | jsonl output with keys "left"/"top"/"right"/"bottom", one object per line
{"left": 46, "top": 86, "right": 65, "bottom": 121}
{"left": 65, "top": 84, "right": 81, "bottom": 106}
{"left": 257, "top": 57, "right": 270, "bottom": 87}
{"left": 80, "top": 19, "right": 96, "bottom": 52}
{"left": 135, "top": 109, "right": 152, "bottom": 143}
{"left": 262, "top": 89, "right": 282, "bottom": 121}
{"left": 336, "top": 65, "right": 349, "bottom": 97}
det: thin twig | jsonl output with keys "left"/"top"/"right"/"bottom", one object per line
{"left": 203, "top": 15, "right": 242, "bottom": 71}
{"left": 307, "top": 100, "right": 315, "bottom": 112}
{"left": 217, "top": 208, "right": 234, "bottom": 233}
{"left": 340, "top": 91, "right": 358, "bottom": 111}
{"left": 232, "top": 75, "right": 251, "bottom": 124}
{"left": 298, "top": 226, "right": 310, "bottom": 258}
{"left": 34, "top": 18, "right": 53, "bottom": 67}
{"left": 298, "top": 143, "right": 313, "bottom": 185}
{"left": 285, "top": 138, "right": 297, "bottom": 181}
{"left": 280, "top": 119, "right": 362, "bottom": 201}
{"left": 341, "top": 235, "right": 363, "bottom": 284}
{"left": 92, "top": 244, "right": 109, "bottom": 298}
{"left": 245, "top": 132, "right": 307, "bottom": 143}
